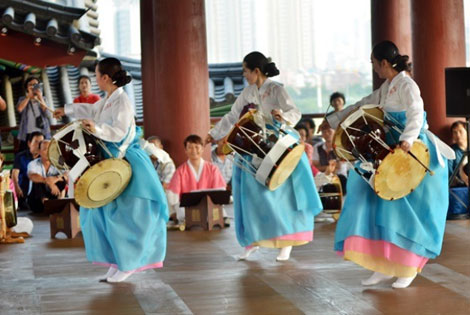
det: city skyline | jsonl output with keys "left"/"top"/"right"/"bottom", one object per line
{"left": 96, "top": 0, "right": 470, "bottom": 112}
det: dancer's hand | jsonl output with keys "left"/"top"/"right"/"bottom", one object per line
{"left": 204, "top": 134, "right": 214, "bottom": 145}
{"left": 399, "top": 141, "right": 411, "bottom": 153}
{"left": 82, "top": 119, "right": 96, "bottom": 133}
{"left": 26, "top": 87, "right": 35, "bottom": 99}
{"left": 271, "top": 109, "right": 283, "bottom": 122}
{"left": 54, "top": 108, "right": 65, "bottom": 118}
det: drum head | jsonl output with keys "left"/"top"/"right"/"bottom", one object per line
{"left": 374, "top": 141, "right": 430, "bottom": 200}
{"left": 48, "top": 121, "right": 103, "bottom": 172}
{"left": 75, "top": 158, "right": 132, "bottom": 208}
{"left": 222, "top": 110, "right": 256, "bottom": 155}
{"left": 48, "top": 138, "right": 66, "bottom": 171}
{"left": 333, "top": 105, "right": 385, "bottom": 161}
{"left": 48, "top": 122, "right": 78, "bottom": 171}
{"left": 267, "top": 144, "right": 305, "bottom": 190}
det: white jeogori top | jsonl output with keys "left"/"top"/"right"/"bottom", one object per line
{"left": 209, "top": 79, "right": 301, "bottom": 140}
{"left": 328, "top": 71, "right": 423, "bottom": 146}
{"left": 326, "top": 71, "right": 455, "bottom": 164}
{"left": 65, "top": 87, "right": 135, "bottom": 143}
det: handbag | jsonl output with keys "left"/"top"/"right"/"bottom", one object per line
{"left": 30, "top": 102, "right": 45, "bottom": 129}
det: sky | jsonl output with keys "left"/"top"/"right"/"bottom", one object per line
{"left": 97, "top": 0, "right": 470, "bottom": 66}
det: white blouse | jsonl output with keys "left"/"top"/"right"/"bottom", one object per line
{"left": 65, "top": 88, "right": 135, "bottom": 143}
{"left": 356, "top": 71, "right": 424, "bottom": 145}
{"left": 326, "top": 71, "right": 455, "bottom": 164}
{"left": 327, "top": 71, "right": 423, "bottom": 146}
{"left": 209, "top": 79, "right": 301, "bottom": 140}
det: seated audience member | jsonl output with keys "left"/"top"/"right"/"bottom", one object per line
{"left": 314, "top": 159, "right": 341, "bottom": 190}
{"left": 167, "top": 135, "right": 227, "bottom": 224}
{"left": 300, "top": 117, "right": 323, "bottom": 147}
{"left": 27, "top": 140, "right": 67, "bottom": 213}
{"left": 313, "top": 122, "right": 348, "bottom": 193}
{"left": 459, "top": 163, "right": 469, "bottom": 186}
{"left": 449, "top": 121, "right": 467, "bottom": 186}
{"left": 318, "top": 92, "right": 347, "bottom": 132}
{"left": 211, "top": 138, "right": 233, "bottom": 189}
{"left": 295, "top": 124, "right": 318, "bottom": 176}
{"left": 148, "top": 135, "right": 163, "bottom": 150}
{"left": 73, "top": 75, "right": 101, "bottom": 104}
{"left": 12, "top": 131, "right": 44, "bottom": 210}
{"left": 145, "top": 136, "right": 176, "bottom": 189}
{"left": 329, "top": 91, "right": 346, "bottom": 112}
{"left": 314, "top": 159, "right": 343, "bottom": 223}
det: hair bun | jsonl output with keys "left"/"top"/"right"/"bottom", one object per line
{"left": 264, "top": 62, "right": 280, "bottom": 77}
{"left": 392, "top": 54, "right": 411, "bottom": 72}
{"left": 112, "top": 70, "right": 132, "bottom": 87}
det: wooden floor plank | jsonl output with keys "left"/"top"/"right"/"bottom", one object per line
{"left": 0, "top": 212, "right": 468, "bottom": 314}
{"left": 420, "top": 263, "right": 470, "bottom": 298}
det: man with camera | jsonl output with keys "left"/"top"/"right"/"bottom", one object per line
{"left": 16, "top": 77, "right": 52, "bottom": 151}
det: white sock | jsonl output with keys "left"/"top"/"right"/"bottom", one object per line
{"left": 100, "top": 266, "right": 118, "bottom": 281}
{"left": 238, "top": 246, "right": 259, "bottom": 260}
{"left": 392, "top": 273, "right": 417, "bottom": 289}
{"left": 276, "top": 246, "right": 292, "bottom": 261}
{"left": 361, "top": 271, "right": 393, "bottom": 286}
{"left": 107, "top": 270, "right": 134, "bottom": 283}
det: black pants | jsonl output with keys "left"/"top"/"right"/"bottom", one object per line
{"left": 338, "top": 174, "right": 347, "bottom": 195}
{"left": 17, "top": 196, "right": 30, "bottom": 211}
{"left": 18, "top": 140, "right": 28, "bottom": 152}
{"left": 27, "top": 180, "right": 66, "bottom": 213}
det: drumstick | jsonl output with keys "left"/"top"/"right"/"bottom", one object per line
{"left": 407, "top": 151, "right": 434, "bottom": 176}
{"left": 34, "top": 97, "right": 55, "bottom": 114}
{"left": 43, "top": 106, "right": 55, "bottom": 114}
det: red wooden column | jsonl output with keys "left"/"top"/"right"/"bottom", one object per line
{"left": 140, "top": 0, "right": 210, "bottom": 166}
{"left": 411, "top": 0, "right": 465, "bottom": 142}
{"left": 371, "top": 0, "right": 412, "bottom": 89}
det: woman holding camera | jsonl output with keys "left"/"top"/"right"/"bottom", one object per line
{"left": 17, "top": 77, "right": 52, "bottom": 151}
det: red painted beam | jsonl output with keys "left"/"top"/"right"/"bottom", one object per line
{"left": 0, "top": 30, "right": 86, "bottom": 68}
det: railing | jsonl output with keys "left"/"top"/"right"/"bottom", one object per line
{"left": 210, "top": 113, "right": 326, "bottom": 124}
{"left": 1, "top": 114, "right": 325, "bottom": 165}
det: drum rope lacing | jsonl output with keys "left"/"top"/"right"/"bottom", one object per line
{"left": 236, "top": 125, "right": 268, "bottom": 156}
{"left": 227, "top": 122, "right": 293, "bottom": 179}
{"left": 337, "top": 108, "right": 433, "bottom": 191}
{"left": 53, "top": 126, "right": 115, "bottom": 172}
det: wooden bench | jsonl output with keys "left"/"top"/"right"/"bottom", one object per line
{"left": 45, "top": 198, "right": 81, "bottom": 239}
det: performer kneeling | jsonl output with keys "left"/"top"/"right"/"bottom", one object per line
{"left": 327, "top": 41, "right": 454, "bottom": 288}
{"left": 55, "top": 58, "right": 168, "bottom": 283}
{"left": 206, "top": 52, "right": 322, "bottom": 261}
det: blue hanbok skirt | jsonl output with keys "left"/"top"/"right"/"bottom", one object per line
{"left": 80, "top": 127, "right": 169, "bottom": 272}
{"left": 233, "top": 150, "right": 322, "bottom": 248}
{"left": 334, "top": 111, "right": 448, "bottom": 277}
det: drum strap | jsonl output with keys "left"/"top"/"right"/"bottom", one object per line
{"left": 116, "top": 121, "right": 136, "bottom": 159}
{"left": 68, "top": 157, "right": 90, "bottom": 183}
{"left": 52, "top": 121, "right": 87, "bottom": 162}
{"left": 384, "top": 112, "right": 455, "bottom": 166}
{"left": 72, "top": 127, "right": 87, "bottom": 158}
{"left": 425, "top": 129, "right": 456, "bottom": 166}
